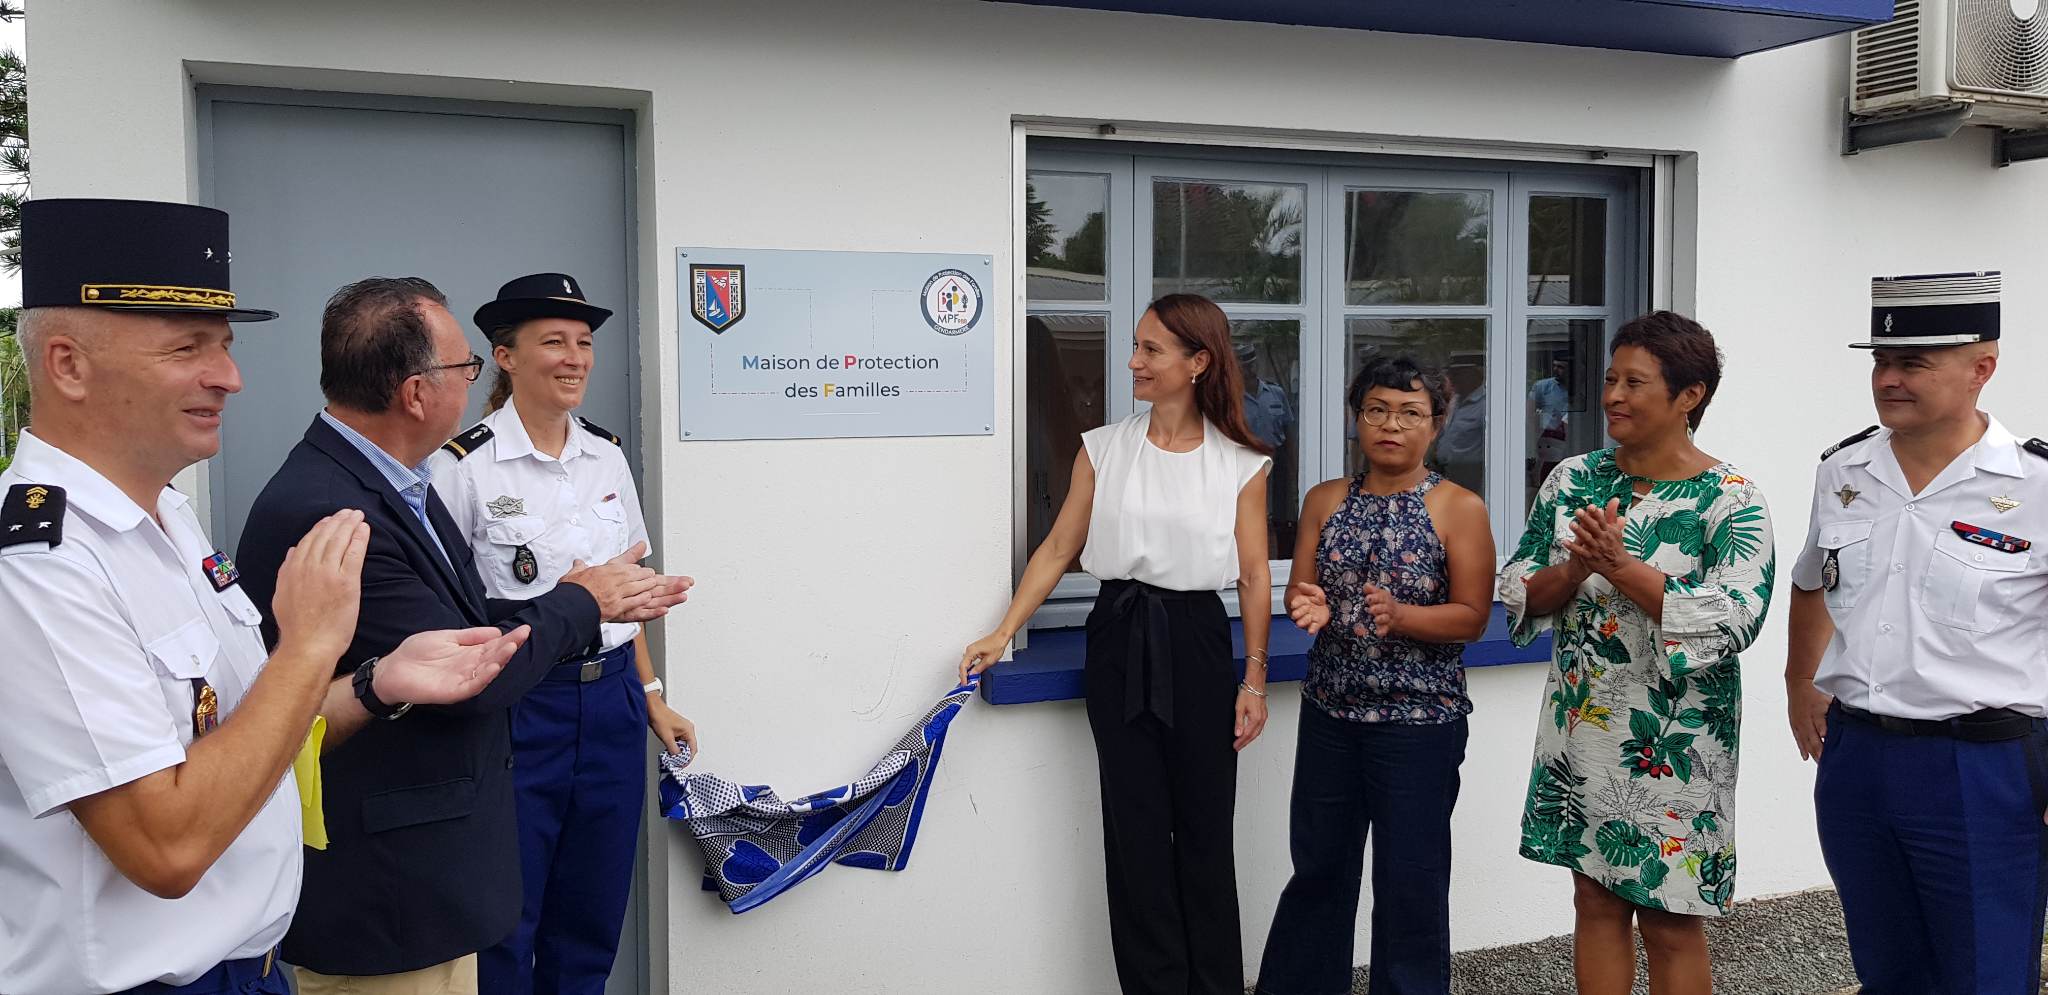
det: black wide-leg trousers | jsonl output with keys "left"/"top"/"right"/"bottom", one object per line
{"left": 1084, "top": 579, "right": 1242, "bottom": 995}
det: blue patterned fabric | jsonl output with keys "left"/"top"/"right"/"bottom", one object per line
{"left": 658, "top": 676, "right": 977, "bottom": 913}
{"left": 1302, "top": 471, "right": 1472, "bottom": 724}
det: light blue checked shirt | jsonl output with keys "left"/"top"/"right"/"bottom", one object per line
{"left": 319, "top": 409, "right": 452, "bottom": 566}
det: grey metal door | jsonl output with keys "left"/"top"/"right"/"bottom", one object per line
{"left": 199, "top": 88, "right": 647, "bottom": 995}
{"left": 201, "top": 88, "right": 637, "bottom": 555}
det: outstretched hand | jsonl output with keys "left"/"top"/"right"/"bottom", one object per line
{"left": 372, "top": 625, "right": 531, "bottom": 706}
{"left": 563, "top": 542, "right": 695, "bottom": 623}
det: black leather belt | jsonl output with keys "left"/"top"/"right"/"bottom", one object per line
{"left": 1835, "top": 701, "right": 2039, "bottom": 743}
{"left": 546, "top": 642, "right": 631, "bottom": 683}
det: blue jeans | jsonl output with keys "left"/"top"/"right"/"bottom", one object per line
{"left": 1817, "top": 703, "right": 2048, "bottom": 995}
{"left": 1257, "top": 706, "right": 1467, "bottom": 995}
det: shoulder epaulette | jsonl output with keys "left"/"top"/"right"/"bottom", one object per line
{"left": 441, "top": 422, "right": 494, "bottom": 460}
{"left": 1, "top": 483, "right": 65, "bottom": 549}
{"left": 578, "top": 418, "right": 621, "bottom": 446}
{"left": 2025, "top": 438, "right": 2048, "bottom": 462}
{"left": 1821, "top": 425, "right": 1880, "bottom": 462}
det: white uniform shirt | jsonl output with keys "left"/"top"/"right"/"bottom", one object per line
{"left": 428, "top": 398, "right": 650, "bottom": 652}
{"left": 1079, "top": 412, "right": 1271, "bottom": 592}
{"left": 0, "top": 431, "right": 301, "bottom": 995}
{"left": 1792, "top": 417, "right": 2048, "bottom": 719}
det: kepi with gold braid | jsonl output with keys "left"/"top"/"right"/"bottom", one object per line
{"left": 22, "top": 198, "right": 278, "bottom": 322}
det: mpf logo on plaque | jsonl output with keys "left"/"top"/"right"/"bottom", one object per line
{"left": 675, "top": 247, "right": 995, "bottom": 441}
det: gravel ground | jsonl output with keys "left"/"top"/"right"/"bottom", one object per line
{"left": 1302, "top": 887, "right": 1867, "bottom": 994}
{"left": 1448, "top": 887, "right": 1858, "bottom": 994}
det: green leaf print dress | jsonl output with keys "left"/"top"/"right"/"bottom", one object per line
{"left": 1500, "top": 449, "right": 1775, "bottom": 916}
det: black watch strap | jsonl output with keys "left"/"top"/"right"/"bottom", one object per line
{"left": 352, "top": 657, "right": 412, "bottom": 720}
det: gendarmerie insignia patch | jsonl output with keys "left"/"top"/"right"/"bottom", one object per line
{"left": 578, "top": 418, "right": 621, "bottom": 446}
{"left": 441, "top": 422, "right": 494, "bottom": 460}
{"left": 1, "top": 483, "right": 65, "bottom": 549}
{"left": 1822, "top": 426, "right": 1879, "bottom": 462}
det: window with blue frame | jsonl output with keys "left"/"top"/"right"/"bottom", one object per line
{"left": 1004, "top": 144, "right": 1644, "bottom": 701}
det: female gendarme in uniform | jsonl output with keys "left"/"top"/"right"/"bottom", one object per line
{"left": 961, "top": 293, "right": 1274, "bottom": 995}
{"left": 428, "top": 274, "right": 696, "bottom": 995}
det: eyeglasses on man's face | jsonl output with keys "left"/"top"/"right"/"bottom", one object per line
{"left": 1360, "top": 404, "right": 1432, "bottom": 431}
{"left": 423, "top": 353, "right": 485, "bottom": 383}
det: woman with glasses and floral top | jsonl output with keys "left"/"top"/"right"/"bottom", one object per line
{"left": 1256, "top": 356, "right": 1495, "bottom": 995}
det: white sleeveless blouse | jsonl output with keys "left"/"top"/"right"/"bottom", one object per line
{"left": 1078, "top": 412, "right": 1272, "bottom": 592}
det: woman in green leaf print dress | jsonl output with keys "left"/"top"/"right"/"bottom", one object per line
{"left": 1499, "top": 312, "right": 1775, "bottom": 995}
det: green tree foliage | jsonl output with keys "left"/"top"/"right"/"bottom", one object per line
{"left": 0, "top": 1, "right": 28, "bottom": 467}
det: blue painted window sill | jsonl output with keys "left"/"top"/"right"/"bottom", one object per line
{"left": 979, "top": 602, "right": 1552, "bottom": 705}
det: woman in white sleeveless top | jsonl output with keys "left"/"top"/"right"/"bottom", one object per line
{"left": 961, "top": 293, "right": 1274, "bottom": 995}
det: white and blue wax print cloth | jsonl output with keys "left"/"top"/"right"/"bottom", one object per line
{"left": 658, "top": 675, "right": 977, "bottom": 914}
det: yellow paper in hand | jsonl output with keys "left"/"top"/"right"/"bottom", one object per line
{"left": 293, "top": 716, "right": 327, "bottom": 850}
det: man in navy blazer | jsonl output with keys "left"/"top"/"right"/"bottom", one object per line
{"left": 235, "top": 277, "right": 688, "bottom": 994}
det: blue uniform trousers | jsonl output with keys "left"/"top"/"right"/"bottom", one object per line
{"left": 1816, "top": 702, "right": 2048, "bottom": 995}
{"left": 117, "top": 952, "right": 289, "bottom": 994}
{"left": 480, "top": 644, "right": 646, "bottom": 995}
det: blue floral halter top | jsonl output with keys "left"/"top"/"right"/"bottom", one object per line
{"left": 1303, "top": 470, "right": 1473, "bottom": 724}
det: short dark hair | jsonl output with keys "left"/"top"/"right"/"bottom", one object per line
{"left": 1610, "top": 310, "right": 1723, "bottom": 430}
{"left": 1345, "top": 355, "right": 1451, "bottom": 418}
{"left": 319, "top": 277, "right": 448, "bottom": 413}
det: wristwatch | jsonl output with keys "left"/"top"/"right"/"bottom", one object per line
{"left": 643, "top": 678, "right": 665, "bottom": 698}
{"left": 353, "top": 657, "right": 412, "bottom": 721}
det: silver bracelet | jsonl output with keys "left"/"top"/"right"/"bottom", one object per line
{"left": 1246, "top": 650, "right": 1268, "bottom": 668}
{"left": 1239, "top": 682, "right": 1267, "bottom": 698}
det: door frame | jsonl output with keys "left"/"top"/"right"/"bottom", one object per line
{"left": 193, "top": 83, "right": 654, "bottom": 995}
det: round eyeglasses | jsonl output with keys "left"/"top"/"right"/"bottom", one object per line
{"left": 1359, "top": 405, "right": 1431, "bottom": 431}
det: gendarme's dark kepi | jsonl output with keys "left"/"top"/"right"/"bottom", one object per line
{"left": 472, "top": 271, "right": 612, "bottom": 335}
{"left": 21, "top": 198, "right": 278, "bottom": 322}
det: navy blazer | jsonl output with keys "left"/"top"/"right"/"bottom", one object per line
{"left": 235, "top": 415, "right": 600, "bottom": 976}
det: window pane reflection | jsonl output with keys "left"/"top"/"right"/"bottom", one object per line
{"left": 1526, "top": 319, "right": 1606, "bottom": 504}
{"left": 1527, "top": 196, "right": 1606, "bottom": 306}
{"left": 1343, "top": 190, "right": 1491, "bottom": 305}
{"left": 1342, "top": 317, "right": 1489, "bottom": 497}
{"left": 1230, "top": 319, "right": 1300, "bottom": 563}
{"left": 1026, "top": 172, "right": 1111, "bottom": 302}
{"left": 1025, "top": 312, "right": 1108, "bottom": 552}
{"left": 1153, "top": 179, "right": 1305, "bottom": 304}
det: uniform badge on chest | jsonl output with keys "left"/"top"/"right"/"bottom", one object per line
{"left": 1821, "top": 548, "right": 1841, "bottom": 591}
{"left": 487, "top": 495, "right": 526, "bottom": 518}
{"left": 1953, "top": 521, "right": 2032, "bottom": 554}
{"left": 513, "top": 544, "right": 538, "bottom": 584}
{"left": 1835, "top": 486, "right": 1860, "bottom": 508}
{"left": 201, "top": 550, "right": 240, "bottom": 592}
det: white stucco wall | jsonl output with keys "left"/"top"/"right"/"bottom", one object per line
{"left": 29, "top": 1, "right": 2048, "bottom": 992}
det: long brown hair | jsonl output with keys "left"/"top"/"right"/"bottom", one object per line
{"left": 482, "top": 324, "right": 519, "bottom": 413}
{"left": 1146, "top": 293, "right": 1270, "bottom": 454}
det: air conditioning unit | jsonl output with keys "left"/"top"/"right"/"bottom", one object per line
{"left": 1851, "top": 0, "right": 2048, "bottom": 128}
